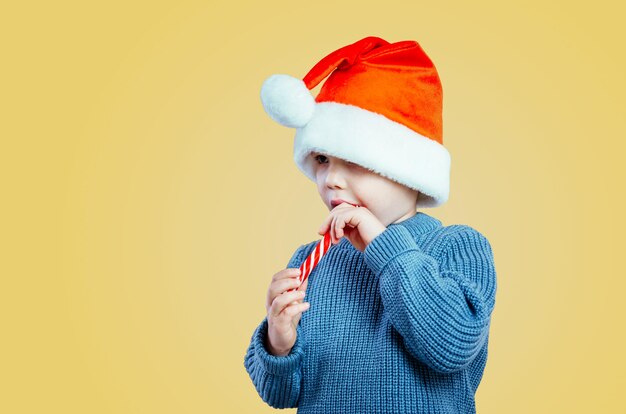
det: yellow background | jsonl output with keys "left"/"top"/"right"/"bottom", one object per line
{"left": 2, "top": 1, "right": 625, "bottom": 412}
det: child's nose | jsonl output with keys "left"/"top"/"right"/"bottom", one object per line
{"left": 325, "top": 162, "right": 348, "bottom": 189}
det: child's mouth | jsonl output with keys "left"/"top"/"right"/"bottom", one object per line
{"left": 331, "top": 200, "right": 361, "bottom": 208}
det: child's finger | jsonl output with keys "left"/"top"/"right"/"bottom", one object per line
{"left": 281, "top": 301, "right": 311, "bottom": 319}
{"left": 270, "top": 290, "right": 306, "bottom": 318}
{"left": 317, "top": 213, "right": 335, "bottom": 235}
{"left": 336, "top": 214, "right": 346, "bottom": 239}
{"left": 272, "top": 268, "right": 301, "bottom": 282}
{"left": 270, "top": 277, "right": 303, "bottom": 299}
{"left": 334, "top": 214, "right": 346, "bottom": 243}
{"left": 296, "top": 275, "right": 308, "bottom": 293}
{"left": 267, "top": 269, "right": 302, "bottom": 312}
{"left": 331, "top": 215, "right": 338, "bottom": 244}
{"left": 284, "top": 271, "right": 309, "bottom": 295}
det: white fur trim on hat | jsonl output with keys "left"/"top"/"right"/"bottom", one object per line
{"left": 293, "top": 102, "right": 451, "bottom": 208}
{"left": 260, "top": 74, "right": 316, "bottom": 128}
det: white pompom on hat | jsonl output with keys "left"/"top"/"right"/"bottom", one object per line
{"left": 260, "top": 74, "right": 316, "bottom": 128}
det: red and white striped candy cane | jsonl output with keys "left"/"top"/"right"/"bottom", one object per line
{"left": 288, "top": 202, "right": 359, "bottom": 293}
{"left": 288, "top": 231, "right": 332, "bottom": 293}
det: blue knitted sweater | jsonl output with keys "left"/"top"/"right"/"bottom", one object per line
{"left": 243, "top": 212, "right": 497, "bottom": 413}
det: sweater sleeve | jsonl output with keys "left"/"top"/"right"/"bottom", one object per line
{"left": 363, "top": 225, "right": 497, "bottom": 374}
{"left": 243, "top": 243, "right": 310, "bottom": 408}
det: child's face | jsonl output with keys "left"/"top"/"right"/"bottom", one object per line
{"left": 310, "top": 151, "right": 419, "bottom": 226}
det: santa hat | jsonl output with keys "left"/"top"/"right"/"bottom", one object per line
{"left": 260, "top": 36, "right": 450, "bottom": 208}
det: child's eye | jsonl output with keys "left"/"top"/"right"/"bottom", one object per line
{"left": 314, "top": 154, "right": 328, "bottom": 164}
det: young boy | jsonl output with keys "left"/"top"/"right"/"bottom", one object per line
{"left": 243, "top": 36, "right": 497, "bottom": 413}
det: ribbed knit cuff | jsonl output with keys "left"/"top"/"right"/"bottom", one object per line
{"left": 364, "top": 225, "right": 419, "bottom": 275}
{"left": 252, "top": 317, "right": 306, "bottom": 377}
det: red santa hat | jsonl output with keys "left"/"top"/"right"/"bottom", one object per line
{"left": 260, "top": 36, "right": 450, "bottom": 208}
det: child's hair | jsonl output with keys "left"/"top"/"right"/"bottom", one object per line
{"left": 260, "top": 36, "right": 451, "bottom": 209}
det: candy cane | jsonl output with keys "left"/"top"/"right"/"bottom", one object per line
{"left": 288, "top": 201, "right": 359, "bottom": 293}
{"left": 288, "top": 231, "right": 332, "bottom": 293}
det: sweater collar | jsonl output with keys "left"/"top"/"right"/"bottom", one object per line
{"left": 335, "top": 211, "right": 442, "bottom": 250}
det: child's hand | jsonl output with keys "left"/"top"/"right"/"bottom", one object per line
{"left": 318, "top": 203, "right": 386, "bottom": 252}
{"left": 264, "top": 268, "right": 311, "bottom": 357}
